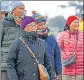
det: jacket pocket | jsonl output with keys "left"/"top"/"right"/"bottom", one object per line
{"left": 23, "top": 68, "right": 33, "bottom": 77}
{"left": 1, "top": 51, "right": 8, "bottom": 63}
{"left": 22, "top": 68, "right": 38, "bottom": 80}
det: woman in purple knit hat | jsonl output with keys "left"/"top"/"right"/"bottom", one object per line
{"left": 7, "top": 16, "right": 56, "bottom": 80}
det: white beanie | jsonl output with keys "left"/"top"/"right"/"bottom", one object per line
{"left": 9, "top": 1, "right": 24, "bottom": 13}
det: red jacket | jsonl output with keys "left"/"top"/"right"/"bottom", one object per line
{"left": 57, "top": 30, "right": 83, "bottom": 75}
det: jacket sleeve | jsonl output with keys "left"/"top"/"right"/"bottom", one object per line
{"left": 44, "top": 42, "right": 56, "bottom": 80}
{"left": 0, "top": 23, "right": 5, "bottom": 74}
{"left": 57, "top": 32, "right": 65, "bottom": 60}
{"left": 54, "top": 38, "right": 62, "bottom": 75}
{"left": 7, "top": 39, "right": 19, "bottom": 80}
{"left": 0, "top": 23, "right": 5, "bottom": 49}
{"left": 0, "top": 22, "right": 4, "bottom": 78}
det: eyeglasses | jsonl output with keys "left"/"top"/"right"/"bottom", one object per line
{"left": 27, "top": 24, "right": 37, "bottom": 28}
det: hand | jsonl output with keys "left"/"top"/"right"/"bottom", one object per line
{"left": 57, "top": 74, "right": 61, "bottom": 80}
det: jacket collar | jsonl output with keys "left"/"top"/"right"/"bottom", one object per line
{"left": 66, "top": 30, "right": 80, "bottom": 35}
{"left": 21, "top": 31, "right": 38, "bottom": 42}
{"left": 4, "top": 14, "right": 21, "bottom": 28}
{"left": 38, "top": 27, "right": 51, "bottom": 39}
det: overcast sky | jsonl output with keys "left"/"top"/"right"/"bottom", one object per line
{"left": 22, "top": 1, "right": 76, "bottom": 19}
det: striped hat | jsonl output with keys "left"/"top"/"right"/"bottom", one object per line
{"left": 32, "top": 11, "right": 46, "bottom": 23}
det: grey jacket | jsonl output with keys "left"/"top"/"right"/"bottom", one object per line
{"left": 7, "top": 31, "right": 56, "bottom": 80}
{"left": 0, "top": 14, "right": 21, "bottom": 70}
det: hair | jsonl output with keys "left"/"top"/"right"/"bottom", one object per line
{"left": 64, "top": 23, "right": 70, "bottom": 31}
{"left": 64, "top": 23, "right": 72, "bottom": 39}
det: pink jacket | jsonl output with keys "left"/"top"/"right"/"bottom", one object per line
{"left": 57, "top": 30, "right": 83, "bottom": 75}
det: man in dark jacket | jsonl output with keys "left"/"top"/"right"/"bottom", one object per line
{"left": 0, "top": 1, "right": 25, "bottom": 80}
{"left": 32, "top": 11, "right": 62, "bottom": 80}
{"left": 7, "top": 16, "right": 56, "bottom": 80}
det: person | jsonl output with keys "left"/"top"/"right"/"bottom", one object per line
{"left": 0, "top": 4, "right": 10, "bottom": 20}
{"left": 79, "top": 14, "right": 84, "bottom": 31}
{"left": 0, "top": 1, "right": 25, "bottom": 80}
{"left": 7, "top": 16, "right": 56, "bottom": 80}
{"left": 0, "top": 3, "right": 10, "bottom": 80}
{"left": 32, "top": 11, "right": 62, "bottom": 80}
{"left": 57, "top": 15, "right": 83, "bottom": 80}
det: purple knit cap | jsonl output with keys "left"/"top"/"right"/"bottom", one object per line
{"left": 21, "top": 16, "right": 35, "bottom": 30}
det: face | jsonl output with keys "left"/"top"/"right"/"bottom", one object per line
{"left": 24, "top": 22, "right": 37, "bottom": 32}
{"left": 70, "top": 19, "right": 79, "bottom": 32}
{"left": 0, "top": 12, "right": 6, "bottom": 20}
{"left": 37, "top": 21, "right": 46, "bottom": 30}
{"left": 12, "top": 5, "right": 25, "bottom": 17}
{"left": 14, "top": 17, "right": 22, "bottom": 25}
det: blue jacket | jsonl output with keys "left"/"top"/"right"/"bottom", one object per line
{"left": 42, "top": 33, "right": 62, "bottom": 75}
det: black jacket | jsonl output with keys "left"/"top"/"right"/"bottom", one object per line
{"left": 7, "top": 31, "right": 56, "bottom": 80}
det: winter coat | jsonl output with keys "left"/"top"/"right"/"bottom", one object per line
{"left": 7, "top": 31, "right": 56, "bottom": 80}
{"left": 0, "top": 22, "right": 3, "bottom": 72}
{"left": 57, "top": 30, "right": 83, "bottom": 75}
{"left": 39, "top": 31, "right": 62, "bottom": 75}
{"left": 0, "top": 14, "right": 21, "bottom": 70}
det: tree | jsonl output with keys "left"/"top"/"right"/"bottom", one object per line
{"left": 59, "top": 1, "right": 83, "bottom": 17}
{"left": 48, "top": 15, "right": 66, "bottom": 31}
{"left": 68, "top": 1, "right": 83, "bottom": 17}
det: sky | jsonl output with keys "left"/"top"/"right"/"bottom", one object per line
{"left": 1, "top": 1, "right": 81, "bottom": 19}
{"left": 22, "top": 1, "right": 76, "bottom": 19}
